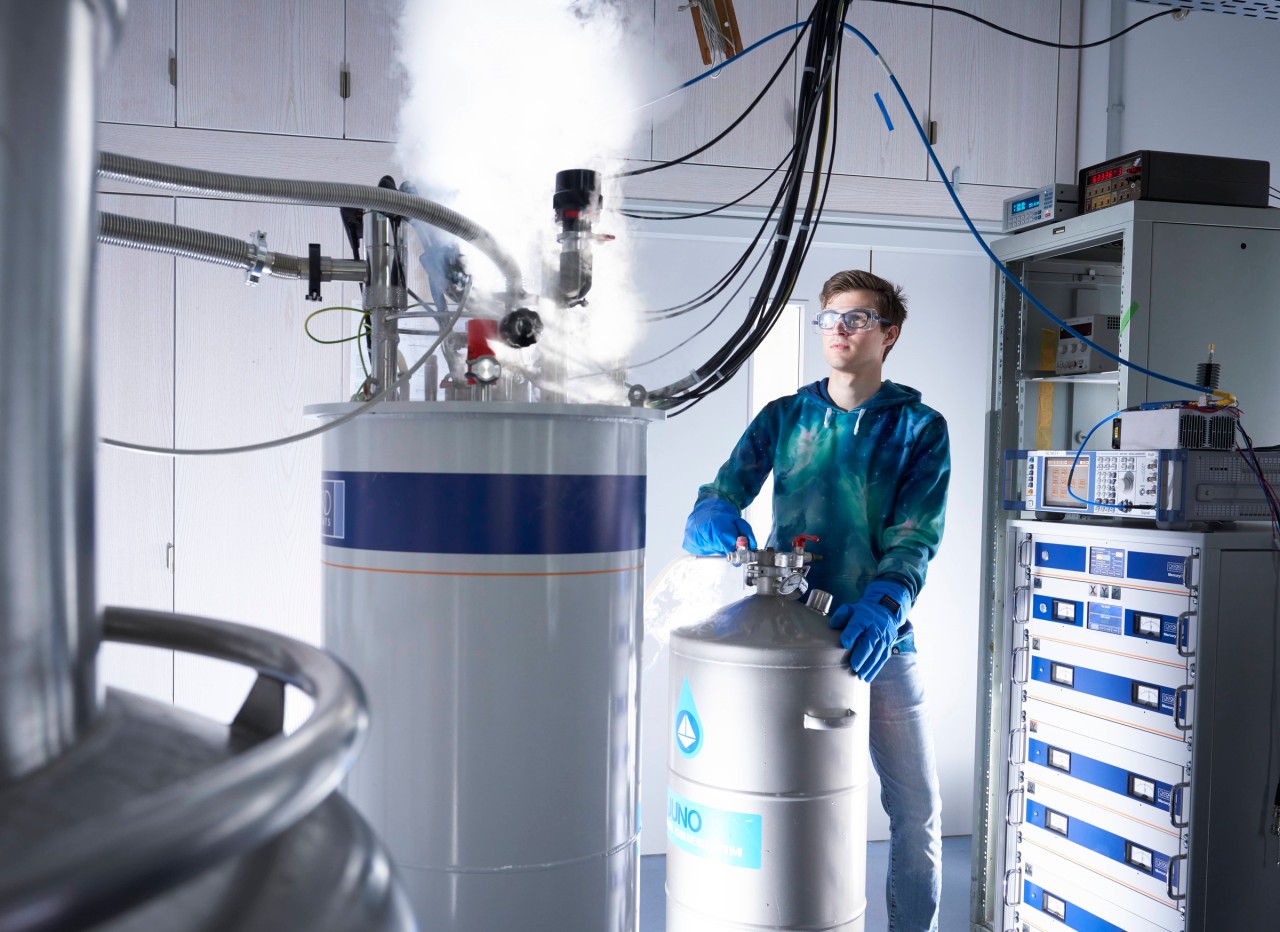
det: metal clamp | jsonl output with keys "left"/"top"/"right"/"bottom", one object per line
{"left": 1170, "top": 781, "right": 1191, "bottom": 829}
{"left": 1011, "top": 646, "right": 1031, "bottom": 685}
{"left": 1174, "top": 684, "right": 1195, "bottom": 732}
{"left": 1008, "top": 726, "right": 1027, "bottom": 766}
{"left": 1003, "top": 867, "right": 1023, "bottom": 907}
{"left": 245, "top": 230, "right": 270, "bottom": 285}
{"left": 1176, "top": 612, "right": 1196, "bottom": 658}
{"left": 1167, "top": 853, "right": 1187, "bottom": 901}
{"left": 804, "top": 708, "right": 856, "bottom": 730}
{"left": 0, "top": 606, "right": 369, "bottom": 932}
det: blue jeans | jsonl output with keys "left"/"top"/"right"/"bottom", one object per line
{"left": 869, "top": 651, "right": 942, "bottom": 932}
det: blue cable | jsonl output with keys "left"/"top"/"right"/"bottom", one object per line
{"left": 840, "top": 23, "right": 1220, "bottom": 401}
{"left": 1063, "top": 409, "right": 1125, "bottom": 508}
{"left": 676, "top": 22, "right": 807, "bottom": 92}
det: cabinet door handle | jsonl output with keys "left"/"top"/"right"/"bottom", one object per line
{"left": 1170, "top": 781, "right": 1191, "bottom": 829}
{"left": 1176, "top": 612, "right": 1196, "bottom": 658}
{"left": 1167, "top": 853, "right": 1187, "bottom": 901}
{"left": 1174, "top": 684, "right": 1195, "bottom": 732}
{"left": 1007, "top": 787, "right": 1026, "bottom": 826}
{"left": 1013, "top": 586, "right": 1031, "bottom": 625}
{"left": 1008, "top": 726, "right": 1027, "bottom": 766}
{"left": 1003, "top": 867, "right": 1022, "bottom": 907}
{"left": 1018, "top": 536, "right": 1034, "bottom": 568}
{"left": 1011, "top": 646, "right": 1031, "bottom": 685}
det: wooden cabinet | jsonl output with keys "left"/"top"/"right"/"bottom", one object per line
{"left": 343, "top": 0, "right": 403, "bottom": 142}
{"left": 95, "top": 193, "right": 177, "bottom": 703}
{"left": 176, "top": 0, "right": 345, "bottom": 137}
{"left": 99, "top": 0, "right": 175, "bottom": 126}
{"left": 927, "top": 0, "right": 1077, "bottom": 189}
{"left": 652, "top": 2, "right": 799, "bottom": 171}
{"left": 835, "top": 3, "right": 933, "bottom": 181}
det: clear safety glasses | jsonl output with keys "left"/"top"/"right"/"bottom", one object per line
{"left": 811, "top": 307, "right": 890, "bottom": 333}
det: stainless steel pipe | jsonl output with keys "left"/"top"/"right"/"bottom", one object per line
{"left": 0, "top": 0, "right": 124, "bottom": 782}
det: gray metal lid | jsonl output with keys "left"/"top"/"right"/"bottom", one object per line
{"left": 669, "top": 593, "right": 846, "bottom": 668}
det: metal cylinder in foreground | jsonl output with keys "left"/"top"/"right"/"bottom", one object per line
{"left": 0, "top": 0, "right": 122, "bottom": 782}
{"left": 667, "top": 592, "right": 869, "bottom": 931}
{"left": 308, "top": 401, "right": 661, "bottom": 930}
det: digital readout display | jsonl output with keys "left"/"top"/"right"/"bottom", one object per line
{"left": 1060, "top": 321, "right": 1092, "bottom": 339}
{"left": 1088, "top": 165, "right": 1131, "bottom": 185}
{"left": 1011, "top": 195, "right": 1040, "bottom": 214}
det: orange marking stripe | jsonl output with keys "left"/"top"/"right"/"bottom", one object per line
{"left": 1028, "top": 694, "right": 1186, "bottom": 742}
{"left": 1033, "top": 632, "right": 1186, "bottom": 669}
{"left": 1034, "top": 570, "right": 1188, "bottom": 596}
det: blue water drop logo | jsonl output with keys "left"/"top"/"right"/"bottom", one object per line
{"left": 674, "top": 678, "right": 703, "bottom": 758}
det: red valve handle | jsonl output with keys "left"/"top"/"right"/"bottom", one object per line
{"left": 792, "top": 534, "right": 819, "bottom": 550}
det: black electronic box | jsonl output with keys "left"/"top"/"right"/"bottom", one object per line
{"left": 1078, "top": 150, "right": 1270, "bottom": 214}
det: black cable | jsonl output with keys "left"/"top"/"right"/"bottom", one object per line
{"left": 862, "top": 0, "right": 1178, "bottom": 50}
{"left": 622, "top": 142, "right": 799, "bottom": 222}
{"left": 659, "top": 0, "right": 848, "bottom": 415}
{"left": 615, "top": 15, "right": 813, "bottom": 179}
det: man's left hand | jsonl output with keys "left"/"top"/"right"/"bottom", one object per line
{"left": 828, "top": 580, "right": 911, "bottom": 682}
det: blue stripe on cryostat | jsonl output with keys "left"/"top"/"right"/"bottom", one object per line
{"left": 1023, "top": 880, "right": 1126, "bottom": 932}
{"left": 1028, "top": 737, "right": 1172, "bottom": 811}
{"left": 322, "top": 470, "right": 646, "bottom": 555}
{"left": 1027, "top": 800, "right": 1170, "bottom": 881}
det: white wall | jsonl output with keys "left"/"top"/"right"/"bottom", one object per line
{"left": 632, "top": 208, "right": 996, "bottom": 851}
{"left": 1078, "top": 0, "right": 1280, "bottom": 180}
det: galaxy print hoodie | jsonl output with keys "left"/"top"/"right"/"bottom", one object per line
{"left": 695, "top": 379, "right": 950, "bottom": 651}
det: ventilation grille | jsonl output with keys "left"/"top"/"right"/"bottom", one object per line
{"left": 1105, "top": 316, "right": 1121, "bottom": 330}
{"left": 1132, "top": 0, "right": 1280, "bottom": 19}
{"left": 1190, "top": 451, "right": 1280, "bottom": 482}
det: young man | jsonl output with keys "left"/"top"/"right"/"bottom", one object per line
{"left": 682, "top": 269, "right": 950, "bottom": 931}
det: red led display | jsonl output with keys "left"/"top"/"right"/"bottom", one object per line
{"left": 1087, "top": 165, "right": 1130, "bottom": 185}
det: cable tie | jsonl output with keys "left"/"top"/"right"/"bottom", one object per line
{"left": 774, "top": 232, "right": 791, "bottom": 243}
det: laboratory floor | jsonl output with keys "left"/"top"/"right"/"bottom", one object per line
{"left": 639, "top": 835, "right": 973, "bottom": 931}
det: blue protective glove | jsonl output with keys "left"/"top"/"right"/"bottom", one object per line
{"left": 682, "top": 497, "right": 758, "bottom": 556}
{"left": 827, "top": 580, "right": 911, "bottom": 682}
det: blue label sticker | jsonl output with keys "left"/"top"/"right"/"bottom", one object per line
{"left": 675, "top": 679, "right": 702, "bottom": 758}
{"left": 321, "top": 479, "right": 345, "bottom": 540}
{"left": 667, "top": 789, "right": 762, "bottom": 869}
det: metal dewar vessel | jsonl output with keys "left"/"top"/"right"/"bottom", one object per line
{"left": 311, "top": 400, "right": 660, "bottom": 930}
{"left": 667, "top": 539, "right": 869, "bottom": 931}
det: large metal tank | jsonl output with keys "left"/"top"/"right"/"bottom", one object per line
{"left": 666, "top": 544, "right": 869, "bottom": 931}
{"left": 310, "top": 400, "right": 661, "bottom": 930}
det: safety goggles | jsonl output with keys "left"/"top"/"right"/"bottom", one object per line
{"left": 811, "top": 307, "right": 890, "bottom": 333}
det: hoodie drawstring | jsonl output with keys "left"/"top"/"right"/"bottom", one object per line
{"left": 854, "top": 409, "right": 864, "bottom": 435}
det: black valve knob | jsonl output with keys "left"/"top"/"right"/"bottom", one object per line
{"left": 499, "top": 307, "right": 543, "bottom": 348}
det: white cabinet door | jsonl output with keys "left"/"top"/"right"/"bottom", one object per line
{"left": 927, "top": 0, "right": 1065, "bottom": 189}
{"left": 100, "top": 0, "right": 176, "bottom": 126}
{"left": 172, "top": 199, "right": 347, "bottom": 724}
{"left": 653, "top": 2, "right": 800, "bottom": 171}
{"left": 95, "top": 193, "right": 176, "bottom": 704}
{"left": 176, "top": 0, "right": 345, "bottom": 137}
{"left": 343, "top": 0, "right": 403, "bottom": 142}
{"left": 832, "top": 3, "right": 932, "bottom": 181}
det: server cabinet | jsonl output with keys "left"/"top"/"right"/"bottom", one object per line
{"left": 995, "top": 519, "right": 1280, "bottom": 932}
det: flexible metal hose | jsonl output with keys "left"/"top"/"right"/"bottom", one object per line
{"left": 98, "top": 152, "right": 523, "bottom": 296}
{"left": 98, "top": 212, "right": 366, "bottom": 282}
{"left": 99, "top": 211, "right": 252, "bottom": 269}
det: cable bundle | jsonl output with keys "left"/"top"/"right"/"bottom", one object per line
{"left": 635, "top": 0, "right": 850, "bottom": 415}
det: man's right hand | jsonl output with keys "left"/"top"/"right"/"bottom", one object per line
{"left": 682, "top": 497, "right": 758, "bottom": 556}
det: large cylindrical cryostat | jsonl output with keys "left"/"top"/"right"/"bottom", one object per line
{"left": 666, "top": 561, "right": 869, "bottom": 931}
{"left": 310, "top": 401, "right": 661, "bottom": 930}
